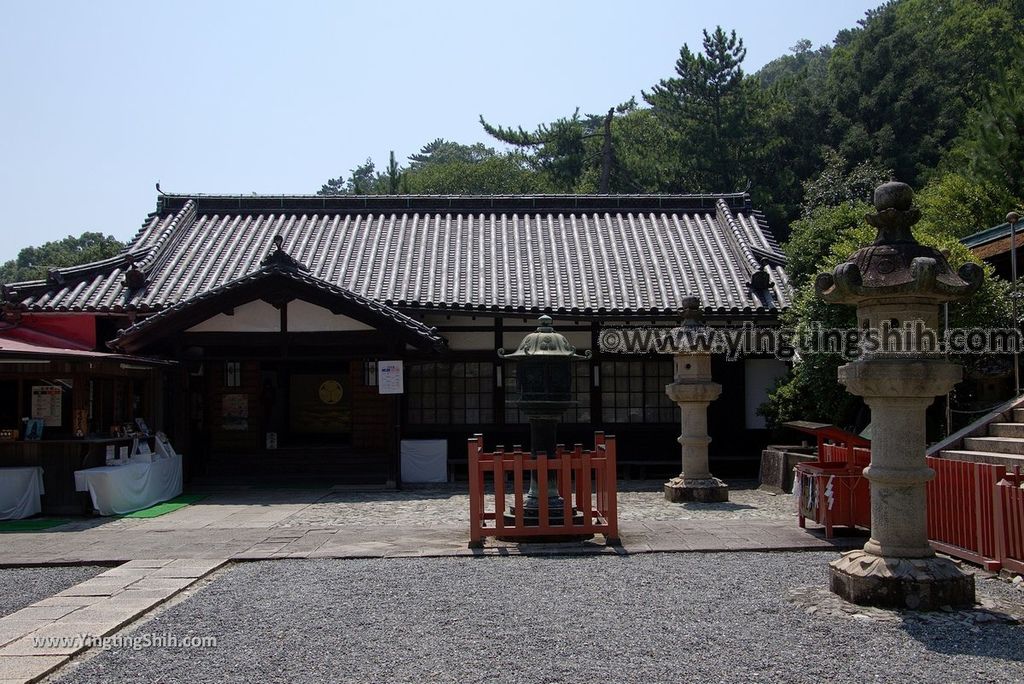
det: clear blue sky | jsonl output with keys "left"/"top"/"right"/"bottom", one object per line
{"left": 0, "top": 0, "right": 882, "bottom": 262}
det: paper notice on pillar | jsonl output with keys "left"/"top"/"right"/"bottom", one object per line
{"left": 31, "top": 386, "right": 62, "bottom": 426}
{"left": 378, "top": 360, "right": 404, "bottom": 394}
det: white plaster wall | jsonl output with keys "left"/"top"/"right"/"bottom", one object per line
{"left": 744, "top": 358, "right": 789, "bottom": 429}
{"left": 186, "top": 300, "right": 281, "bottom": 333}
{"left": 288, "top": 300, "right": 374, "bottom": 332}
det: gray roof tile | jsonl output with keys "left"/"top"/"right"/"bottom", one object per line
{"left": 3, "top": 193, "right": 791, "bottom": 317}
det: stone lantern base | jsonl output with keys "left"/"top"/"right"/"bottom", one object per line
{"left": 663, "top": 476, "right": 729, "bottom": 503}
{"left": 829, "top": 550, "right": 975, "bottom": 610}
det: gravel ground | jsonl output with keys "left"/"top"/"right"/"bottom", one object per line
{"left": 0, "top": 566, "right": 106, "bottom": 617}
{"left": 273, "top": 479, "right": 795, "bottom": 528}
{"left": 54, "top": 553, "right": 1024, "bottom": 684}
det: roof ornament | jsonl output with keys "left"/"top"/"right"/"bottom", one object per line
{"left": 677, "top": 295, "right": 703, "bottom": 328}
{"left": 46, "top": 268, "right": 65, "bottom": 286}
{"left": 748, "top": 264, "right": 771, "bottom": 291}
{"left": 260, "top": 235, "right": 309, "bottom": 272}
{"left": 123, "top": 261, "right": 147, "bottom": 290}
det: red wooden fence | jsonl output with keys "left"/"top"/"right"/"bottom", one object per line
{"left": 468, "top": 432, "right": 618, "bottom": 546}
{"left": 925, "top": 458, "right": 1006, "bottom": 571}
{"left": 996, "top": 468, "right": 1024, "bottom": 574}
{"left": 802, "top": 441, "right": 1024, "bottom": 571}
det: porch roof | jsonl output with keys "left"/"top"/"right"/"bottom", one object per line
{"left": 108, "top": 262, "right": 447, "bottom": 354}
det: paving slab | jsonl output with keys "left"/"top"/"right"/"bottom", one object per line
{"left": 0, "top": 655, "right": 65, "bottom": 682}
{"left": 0, "top": 559, "right": 228, "bottom": 683}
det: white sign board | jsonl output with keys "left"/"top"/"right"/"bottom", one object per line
{"left": 401, "top": 439, "right": 447, "bottom": 483}
{"left": 31, "top": 386, "right": 62, "bottom": 426}
{"left": 378, "top": 360, "right": 404, "bottom": 395}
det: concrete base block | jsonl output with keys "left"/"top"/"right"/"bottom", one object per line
{"left": 663, "top": 476, "right": 729, "bottom": 503}
{"left": 829, "top": 549, "right": 975, "bottom": 610}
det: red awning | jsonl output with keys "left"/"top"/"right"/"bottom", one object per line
{"left": 0, "top": 329, "right": 173, "bottom": 366}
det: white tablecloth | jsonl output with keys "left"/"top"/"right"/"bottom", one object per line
{"left": 400, "top": 439, "right": 448, "bottom": 483}
{"left": 73, "top": 454, "right": 182, "bottom": 515}
{"left": 0, "top": 467, "right": 45, "bottom": 520}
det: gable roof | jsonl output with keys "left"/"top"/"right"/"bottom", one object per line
{"left": 3, "top": 193, "right": 791, "bottom": 318}
{"left": 109, "top": 262, "right": 446, "bottom": 353}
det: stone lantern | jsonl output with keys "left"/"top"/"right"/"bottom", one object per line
{"left": 664, "top": 296, "right": 729, "bottom": 503}
{"left": 815, "top": 181, "right": 983, "bottom": 609}
{"left": 499, "top": 315, "right": 590, "bottom": 522}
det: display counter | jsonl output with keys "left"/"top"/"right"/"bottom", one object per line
{"left": 0, "top": 438, "right": 139, "bottom": 515}
{"left": 74, "top": 452, "right": 182, "bottom": 515}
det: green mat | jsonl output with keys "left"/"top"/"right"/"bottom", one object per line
{"left": 0, "top": 518, "right": 72, "bottom": 532}
{"left": 118, "top": 493, "right": 206, "bottom": 518}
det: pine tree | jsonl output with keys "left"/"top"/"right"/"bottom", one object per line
{"left": 643, "top": 27, "right": 755, "bottom": 192}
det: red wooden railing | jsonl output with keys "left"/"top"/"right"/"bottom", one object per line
{"left": 801, "top": 440, "right": 1024, "bottom": 571}
{"left": 821, "top": 443, "right": 871, "bottom": 467}
{"left": 995, "top": 468, "right": 1024, "bottom": 574}
{"left": 468, "top": 432, "right": 618, "bottom": 546}
{"left": 925, "top": 457, "right": 1005, "bottom": 570}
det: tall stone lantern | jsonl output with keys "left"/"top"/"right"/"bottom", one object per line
{"left": 499, "top": 315, "right": 590, "bottom": 522}
{"left": 815, "top": 181, "right": 983, "bottom": 609}
{"left": 664, "top": 296, "right": 729, "bottom": 503}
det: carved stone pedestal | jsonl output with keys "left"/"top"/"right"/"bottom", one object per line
{"left": 663, "top": 475, "right": 729, "bottom": 503}
{"left": 829, "top": 550, "right": 975, "bottom": 610}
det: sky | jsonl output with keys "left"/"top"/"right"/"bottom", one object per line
{"left": 0, "top": 0, "right": 882, "bottom": 262}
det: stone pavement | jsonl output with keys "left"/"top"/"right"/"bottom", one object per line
{"left": 0, "top": 482, "right": 860, "bottom": 566}
{"left": 0, "top": 483, "right": 865, "bottom": 682}
{"left": 0, "top": 559, "right": 226, "bottom": 683}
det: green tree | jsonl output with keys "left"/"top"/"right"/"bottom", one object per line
{"left": 408, "top": 139, "right": 496, "bottom": 169}
{"left": 950, "top": 67, "right": 1024, "bottom": 200}
{"left": 318, "top": 157, "right": 380, "bottom": 195}
{"left": 799, "top": 149, "right": 890, "bottom": 217}
{"left": 479, "top": 109, "right": 598, "bottom": 192}
{"left": 643, "top": 26, "right": 761, "bottom": 193}
{"left": 404, "top": 155, "right": 543, "bottom": 194}
{"left": 0, "top": 232, "right": 124, "bottom": 286}
{"left": 756, "top": 39, "right": 831, "bottom": 89}
{"left": 826, "top": 0, "right": 1023, "bottom": 186}
{"left": 915, "top": 172, "right": 1018, "bottom": 239}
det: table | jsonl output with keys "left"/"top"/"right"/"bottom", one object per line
{"left": 74, "top": 454, "right": 182, "bottom": 516}
{"left": 0, "top": 438, "right": 136, "bottom": 515}
{"left": 0, "top": 466, "right": 45, "bottom": 520}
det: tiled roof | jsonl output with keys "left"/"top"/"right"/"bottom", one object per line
{"left": 109, "top": 263, "right": 447, "bottom": 352}
{"left": 3, "top": 193, "right": 791, "bottom": 318}
{"left": 961, "top": 221, "right": 1013, "bottom": 249}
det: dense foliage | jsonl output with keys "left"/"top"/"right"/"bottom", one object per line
{"left": 0, "top": 232, "right": 124, "bottom": 286}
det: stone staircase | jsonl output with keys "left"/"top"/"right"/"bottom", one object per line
{"left": 936, "top": 399, "right": 1024, "bottom": 470}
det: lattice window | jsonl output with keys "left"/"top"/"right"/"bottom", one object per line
{"left": 406, "top": 362, "right": 495, "bottom": 425}
{"left": 599, "top": 359, "right": 676, "bottom": 424}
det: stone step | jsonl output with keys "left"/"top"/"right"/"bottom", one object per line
{"left": 989, "top": 422, "right": 1024, "bottom": 438}
{"left": 939, "top": 449, "right": 1024, "bottom": 469}
{"left": 963, "top": 436, "right": 1024, "bottom": 455}
{"left": 1013, "top": 408, "right": 1024, "bottom": 422}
